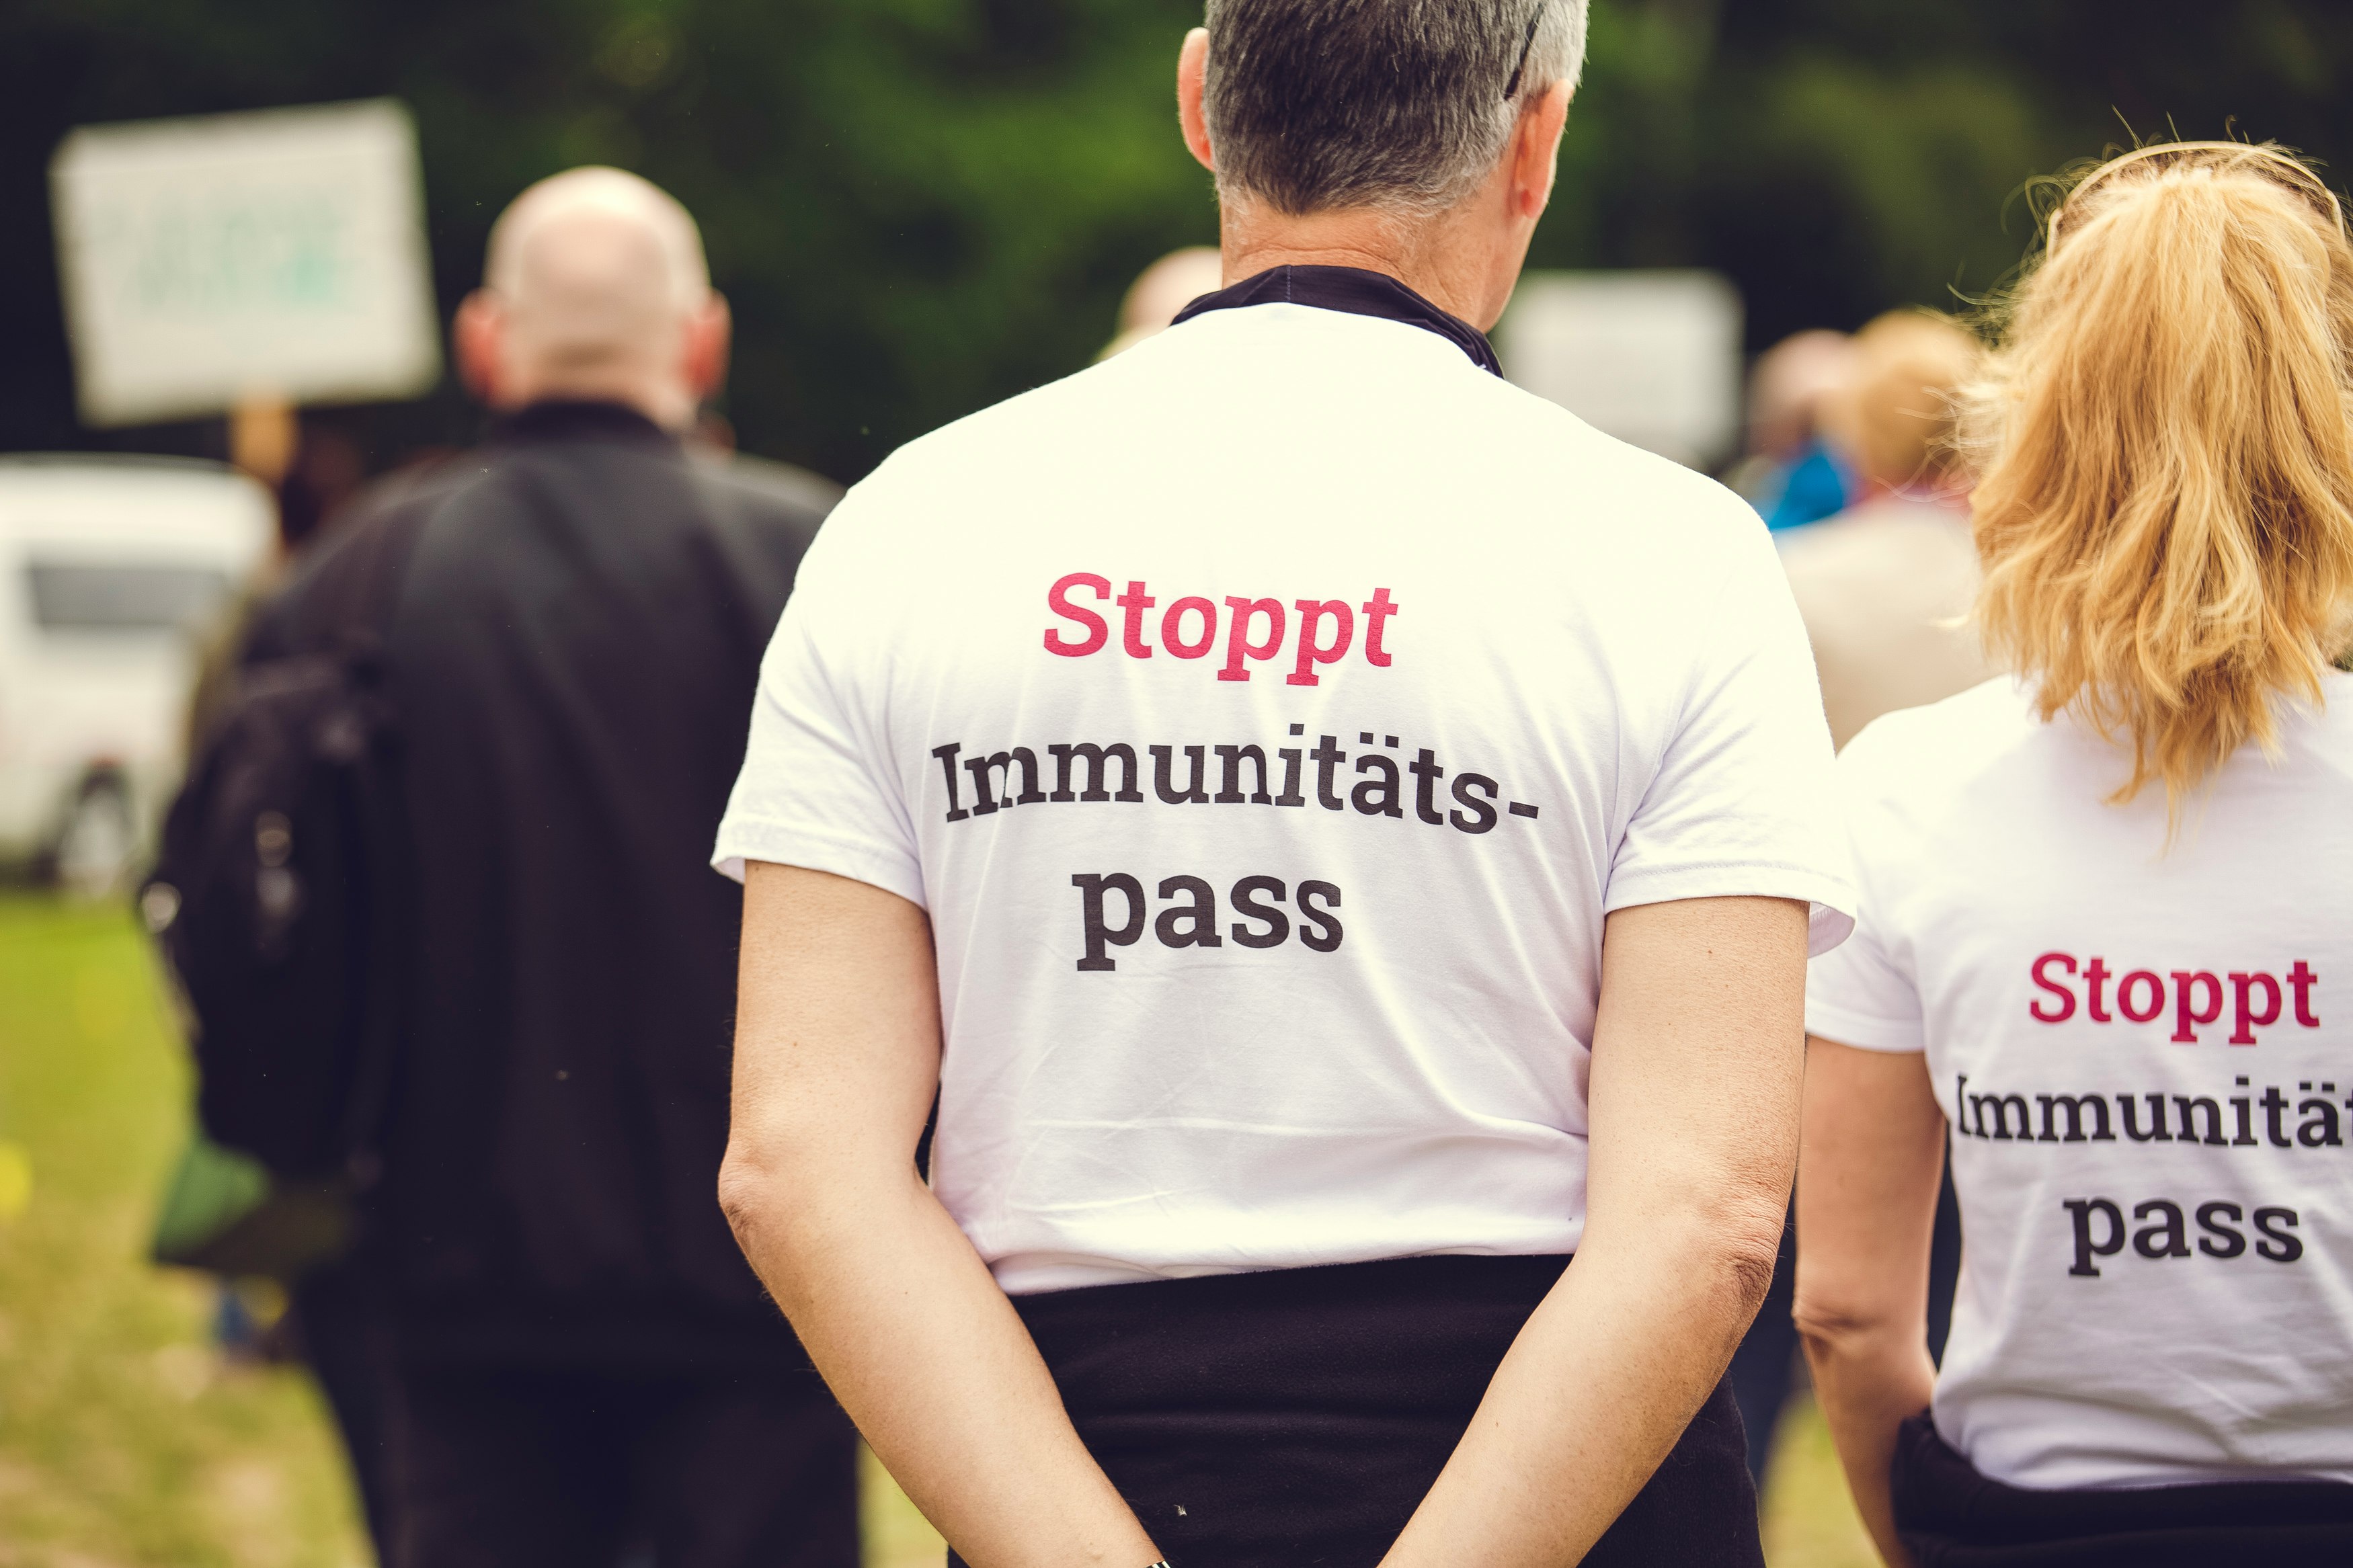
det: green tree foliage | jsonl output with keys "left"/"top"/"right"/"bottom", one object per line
{"left": 1695, "top": 1, "right": 2353, "bottom": 343}
{"left": 3, "top": 0, "right": 2350, "bottom": 480}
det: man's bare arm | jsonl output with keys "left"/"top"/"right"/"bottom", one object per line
{"left": 717, "top": 862, "right": 1161, "bottom": 1568}
{"left": 1379, "top": 897, "right": 1808, "bottom": 1568}
{"left": 1793, "top": 1038, "right": 1944, "bottom": 1568}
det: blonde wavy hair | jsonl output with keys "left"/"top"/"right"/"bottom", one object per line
{"left": 1961, "top": 141, "right": 2353, "bottom": 816}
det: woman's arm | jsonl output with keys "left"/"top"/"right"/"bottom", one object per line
{"left": 1379, "top": 896, "right": 1809, "bottom": 1568}
{"left": 1792, "top": 1037, "right": 1947, "bottom": 1567}
{"left": 717, "top": 862, "right": 1162, "bottom": 1568}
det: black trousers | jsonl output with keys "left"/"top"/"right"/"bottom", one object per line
{"left": 953, "top": 1254, "right": 1761, "bottom": 1568}
{"left": 386, "top": 1364, "right": 859, "bottom": 1568}
{"left": 1891, "top": 1410, "right": 2353, "bottom": 1567}
{"left": 288, "top": 1260, "right": 397, "bottom": 1560}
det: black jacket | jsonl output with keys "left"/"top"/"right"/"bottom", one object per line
{"left": 251, "top": 401, "right": 834, "bottom": 1371}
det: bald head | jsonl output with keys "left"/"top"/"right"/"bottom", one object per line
{"left": 457, "top": 167, "right": 728, "bottom": 431}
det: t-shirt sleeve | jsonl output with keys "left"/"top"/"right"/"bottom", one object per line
{"left": 711, "top": 510, "right": 927, "bottom": 906}
{"left": 1605, "top": 526, "right": 1856, "bottom": 956}
{"left": 1802, "top": 741, "right": 1925, "bottom": 1050}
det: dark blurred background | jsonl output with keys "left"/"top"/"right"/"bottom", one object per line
{"left": 5, "top": 0, "right": 2351, "bottom": 486}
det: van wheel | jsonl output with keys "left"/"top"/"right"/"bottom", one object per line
{"left": 54, "top": 776, "right": 135, "bottom": 901}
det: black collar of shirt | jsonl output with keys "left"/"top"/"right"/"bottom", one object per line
{"left": 1170, "top": 264, "right": 1503, "bottom": 377}
{"left": 489, "top": 399, "right": 680, "bottom": 448}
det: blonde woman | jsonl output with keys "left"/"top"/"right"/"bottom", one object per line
{"left": 1797, "top": 142, "right": 2353, "bottom": 1566}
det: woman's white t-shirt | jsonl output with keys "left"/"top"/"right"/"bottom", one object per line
{"left": 1808, "top": 673, "right": 2353, "bottom": 1491}
{"left": 717, "top": 298, "right": 1855, "bottom": 1294}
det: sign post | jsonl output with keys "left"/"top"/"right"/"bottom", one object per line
{"left": 49, "top": 99, "right": 442, "bottom": 430}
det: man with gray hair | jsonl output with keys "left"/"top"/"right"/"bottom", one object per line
{"left": 243, "top": 166, "right": 854, "bottom": 1568}
{"left": 717, "top": 5, "right": 1850, "bottom": 1565}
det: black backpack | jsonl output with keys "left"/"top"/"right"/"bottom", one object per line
{"left": 143, "top": 507, "right": 426, "bottom": 1182}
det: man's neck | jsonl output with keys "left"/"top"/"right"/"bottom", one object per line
{"left": 1220, "top": 205, "right": 1503, "bottom": 329}
{"left": 493, "top": 377, "right": 691, "bottom": 434}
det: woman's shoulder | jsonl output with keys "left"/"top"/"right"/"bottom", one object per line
{"left": 2303, "top": 667, "right": 2353, "bottom": 758}
{"left": 1837, "top": 668, "right": 2353, "bottom": 863}
{"left": 1838, "top": 679, "right": 2041, "bottom": 792}
{"left": 1821, "top": 680, "right": 2062, "bottom": 884}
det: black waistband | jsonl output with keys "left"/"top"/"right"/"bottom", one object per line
{"left": 1891, "top": 1411, "right": 2353, "bottom": 1567}
{"left": 1170, "top": 264, "right": 1503, "bottom": 376}
{"left": 984, "top": 1254, "right": 1762, "bottom": 1568}
{"left": 1013, "top": 1253, "right": 1569, "bottom": 1416}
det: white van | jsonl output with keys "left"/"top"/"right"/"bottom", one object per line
{"left": 0, "top": 455, "right": 274, "bottom": 889}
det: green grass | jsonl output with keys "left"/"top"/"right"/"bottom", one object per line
{"left": 0, "top": 892, "right": 368, "bottom": 1568}
{"left": 1761, "top": 1393, "right": 1880, "bottom": 1568}
{"left": 0, "top": 889, "right": 1874, "bottom": 1568}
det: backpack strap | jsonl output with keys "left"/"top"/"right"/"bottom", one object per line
{"left": 315, "top": 500, "right": 433, "bottom": 1186}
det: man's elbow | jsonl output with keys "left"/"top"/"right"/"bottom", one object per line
{"left": 1628, "top": 1180, "right": 1789, "bottom": 1323}
{"left": 716, "top": 1141, "right": 783, "bottom": 1256}
{"left": 717, "top": 1119, "right": 904, "bottom": 1262}
{"left": 1712, "top": 1204, "right": 1788, "bottom": 1321}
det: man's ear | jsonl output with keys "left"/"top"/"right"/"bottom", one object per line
{"left": 454, "top": 291, "right": 506, "bottom": 406}
{"left": 1511, "top": 79, "right": 1574, "bottom": 222}
{"left": 684, "top": 293, "right": 732, "bottom": 403}
{"left": 1176, "top": 28, "right": 1215, "bottom": 173}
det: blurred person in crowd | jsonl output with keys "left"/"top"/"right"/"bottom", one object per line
{"left": 1099, "top": 245, "right": 1226, "bottom": 358}
{"left": 274, "top": 418, "right": 371, "bottom": 554}
{"left": 188, "top": 414, "right": 377, "bottom": 749}
{"left": 239, "top": 165, "right": 854, "bottom": 1568}
{"left": 1784, "top": 313, "right": 1993, "bottom": 751}
{"left": 1726, "top": 328, "right": 1856, "bottom": 533}
{"left": 1726, "top": 310, "right": 1989, "bottom": 1493}
{"left": 717, "top": 4, "right": 1852, "bottom": 1566}
{"left": 1799, "top": 141, "right": 2353, "bottom": 1565}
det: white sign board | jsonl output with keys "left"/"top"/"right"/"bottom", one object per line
{"left": 1498, "top": 271, "right": 1743, "bottom": 469}
{"left": 50, "top": 99, "right": 442, "bottom": 427}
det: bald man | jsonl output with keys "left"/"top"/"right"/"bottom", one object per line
{"left": 240, "top": 167, "right": 854, "bottom": 1568}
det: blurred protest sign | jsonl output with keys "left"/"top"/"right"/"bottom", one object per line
{"left": 1499, "top": 272, "right": 1743, "bottom": 469}
{"left": 50, "top": 100, "right": 440, "bottom": 429}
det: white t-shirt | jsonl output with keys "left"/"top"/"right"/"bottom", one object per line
{"left": 718, "top": 284, "right": 1854, "bottom": 1294}
{"left": 1808, "top": 674, "right": 2353, "bottom": 1491}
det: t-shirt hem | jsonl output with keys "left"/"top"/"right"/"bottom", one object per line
{"left": 1804, "top": 995, "right": 1925, "bottom": 1052}
{"left": 710, "top": 816, "right": 928, "bottom": 908}
{"left": 1604, "top": 863, "right": 1857, "bottom": 956}
{"left": 987, "top": 1237, "right": 1588, "bottom": 1296}
{"left": 1931, "top": 1393, "right": 2353, "bottom": 1491}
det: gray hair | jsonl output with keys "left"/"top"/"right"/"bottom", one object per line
{"left": 1203, "top": 0, "right": 1589, "bottom": 217}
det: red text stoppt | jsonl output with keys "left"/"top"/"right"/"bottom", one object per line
{"left": 2029, "top": 952, "right": 2321, "bottom": 1045}
{"left": 1044, "top": 573, "right": 1400, "bottom": 685}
